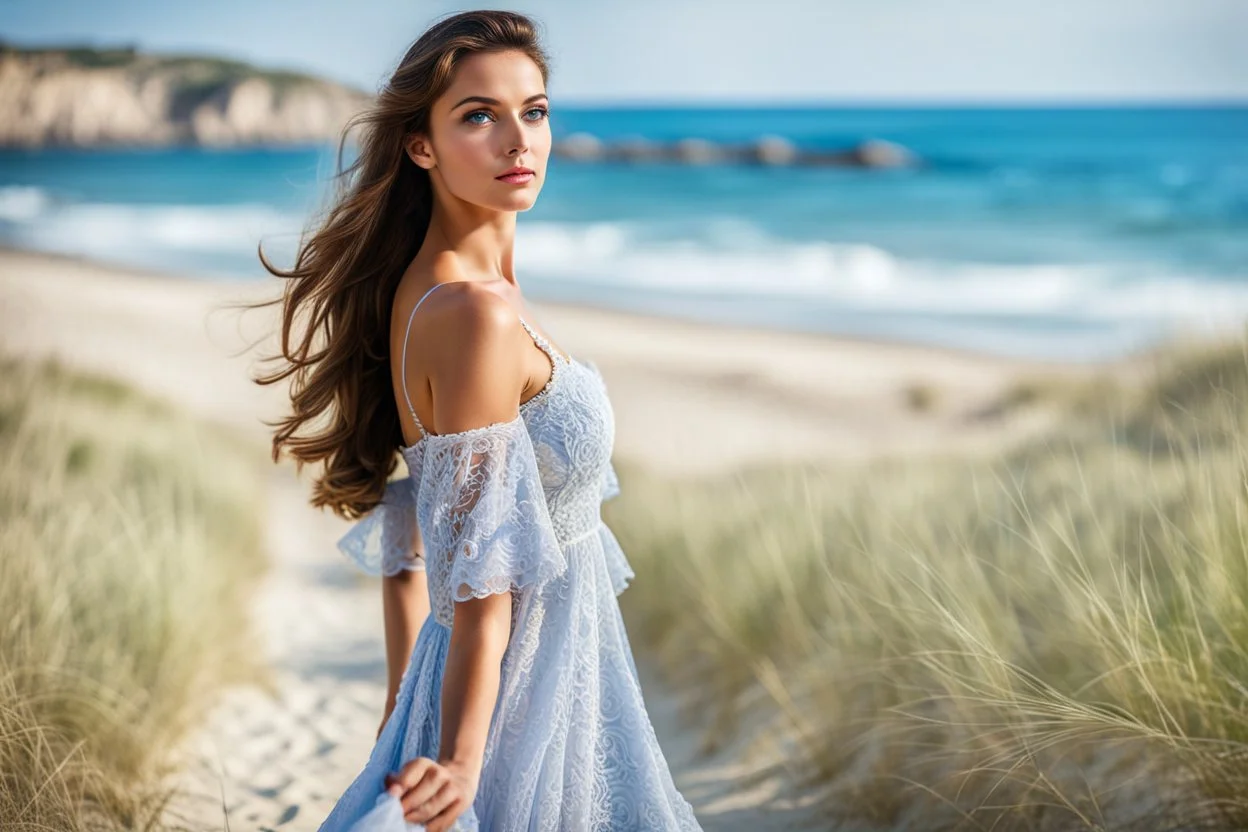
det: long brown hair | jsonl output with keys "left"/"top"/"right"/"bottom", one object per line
{"left": 247, "top": 10, "right": 551, "bottom": 520}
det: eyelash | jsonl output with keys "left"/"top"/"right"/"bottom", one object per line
{"left": 463, "top": 106, "right": 550, "bottom": 125}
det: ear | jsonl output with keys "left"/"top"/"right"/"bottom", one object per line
{"left": 405, "top": 133, "right": 435, "bottom": 169}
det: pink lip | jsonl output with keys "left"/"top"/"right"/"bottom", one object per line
{"left": 496, "top": 171, "right": 535, "bottom": 184}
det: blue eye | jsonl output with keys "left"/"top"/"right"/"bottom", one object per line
{"left": 462, "top": 107, "right": 550, "bottom": 125}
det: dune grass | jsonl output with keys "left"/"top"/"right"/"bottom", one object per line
{"left": 0, "top": 353, "right": 269, "bottom": 831}
{"left": 612, "top": 331, "right": 1248, "bottom": 831}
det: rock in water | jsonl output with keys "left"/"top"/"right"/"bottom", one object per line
{"left": 849, "top": 139, "right": 919, "bottom": 169}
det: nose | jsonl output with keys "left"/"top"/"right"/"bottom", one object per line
{"left": 505, "top": 114, "right": 529, "bottom": 156}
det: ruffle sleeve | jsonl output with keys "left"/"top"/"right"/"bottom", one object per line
{"left": 601, "top": 457, "right": 621, "bottom": 503}
{"left": 598, "top": 458, "right": 630, "bottom": 591}
{"left": 336, "top": 477, "right": 426, "bottom": 577}
{"left": 599, "top": 523, "right": 635, "bottom": 595}
{"left": 420, "top": 416, "right": 567, "bottom": 602}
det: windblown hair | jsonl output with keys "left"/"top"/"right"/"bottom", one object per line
{"left": 247, "top": 10, "right": 551, "bottom": 520}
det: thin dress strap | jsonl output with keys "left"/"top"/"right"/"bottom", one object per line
{"left": 400, "top": 284, "right": 568, "bottom": 441}
{"left": 399, "top": 282, "right": 451, "bottom": 439}
{"left": 516, "top": 315, "right": 566, "bottom": 365}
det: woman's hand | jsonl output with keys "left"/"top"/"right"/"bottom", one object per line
{"left": 384, "top": 757, "right": 478, "bottom": 832}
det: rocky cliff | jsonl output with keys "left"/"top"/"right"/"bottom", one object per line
{"left": 0, "top": 43, "right": 373, "bottom": 148}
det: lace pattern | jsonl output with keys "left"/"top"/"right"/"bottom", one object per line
{"left": 602, "top": 459, "right": 621, "bottom": 502}
{"left": 335, "top": 478, "right": 425, "bottom": 577}
{"left": 418, "top": 415, "right": 568, "bottom": 609}
{"left": 598, "top": 523, "right": 635, "bottom": 595}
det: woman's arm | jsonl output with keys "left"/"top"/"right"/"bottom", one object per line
{"left": 385, "top": 596, "right": 510, "bottom": 828}
{"left": 379, "top": 554, "right": 430, "bottom": 735}
{"left": 385, "top": 287, "right": 530, "bottom": 830}
{"left": 438, "top": 591, "right": 512, "bottom": 769}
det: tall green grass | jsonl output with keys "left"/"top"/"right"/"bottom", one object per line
{"left": 613, "top": 333, "right": 1248, "bottom": 831}
{"left": 0, "top": 354, "right": 269, "bottom": 831}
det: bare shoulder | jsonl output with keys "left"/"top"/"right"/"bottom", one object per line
{"left": 418, "top": 281, "right": 520, "bottom": 366}
{"left": 417, "top": 282, "right": 527, "bottom": 434}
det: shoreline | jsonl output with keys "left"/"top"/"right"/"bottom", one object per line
{"left": 0, "top": 243, "right": 1155, "bottom": 474}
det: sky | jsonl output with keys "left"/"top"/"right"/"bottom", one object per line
{"left": 2, "top": 0, "right": 1245, "bottom": 104}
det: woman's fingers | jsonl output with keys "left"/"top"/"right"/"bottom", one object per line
{"left": 403, "top": 767, "right": 449, "bottom": 812}
{"left": 407, "top": 781, "right": 457, "bottom": 825}
{"left": 388, "top": 758, "right": 449, "bottom": 814}
{"left": 384, "top": 757, "right": 430, "bottom": 798}
{"left": 425, "top": 794, "right": 468, "bottom": 832}
{"left": 385, "top": 757, "right": 474, "bottom": 830}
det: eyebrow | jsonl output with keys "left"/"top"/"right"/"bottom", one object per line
{"left": 450, "top": 93, "right": 549, "bottom": 111}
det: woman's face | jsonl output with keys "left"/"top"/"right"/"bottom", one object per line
{"left": 407, "top": 49, "right": 551, "bottom": 213}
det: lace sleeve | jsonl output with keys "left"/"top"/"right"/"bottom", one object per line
{"left": 421, "top": 416, "right": 567, "bottom": 602}
{"left": 336, "top": 478, "right": 426, "bottom": 577}
{"left": 602, "top": 458, "right": 621, "bottom": 503}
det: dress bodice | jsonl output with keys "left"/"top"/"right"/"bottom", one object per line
{"left": 401, "top": 354, "right": 618, "bottom": 627}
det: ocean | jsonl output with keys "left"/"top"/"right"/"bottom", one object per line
{"left": 1, "top": 104, "right": 1245, "bottom": 361}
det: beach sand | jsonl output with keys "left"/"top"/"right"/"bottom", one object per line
{"left": 0, "top": 245, "right": 1122, "bottom": 830}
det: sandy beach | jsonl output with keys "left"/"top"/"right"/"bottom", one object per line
{"left": 0, "top": 244, "right": 1121, "bottom": 830}
{"left": 0, "top": 245, "right": 1118, "bottom": 475}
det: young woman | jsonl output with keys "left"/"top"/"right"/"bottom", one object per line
{"left": 252, "top": 10, "right": 703, "bottom": 832}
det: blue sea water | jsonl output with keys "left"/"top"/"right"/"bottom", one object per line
{"left": 1, "top": 105, "right": 1245, "bottom": 360}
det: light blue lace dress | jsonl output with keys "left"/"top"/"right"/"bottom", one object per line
{"left": 318, "top": 283, "right": 703, "bottom": 832}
